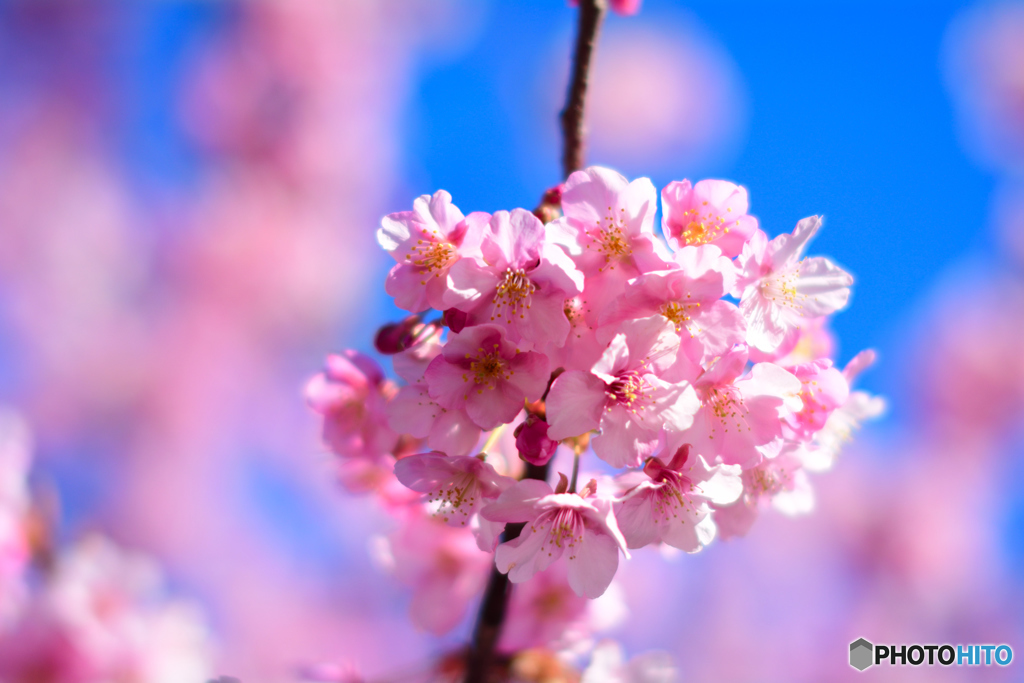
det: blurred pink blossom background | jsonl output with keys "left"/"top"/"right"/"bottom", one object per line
{"left": 0, "top": 1, "right": 1022, "bottom": 682}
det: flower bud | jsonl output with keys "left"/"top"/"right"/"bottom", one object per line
{"left": 532, "top": 183, "right": 565, "bottom": 224}
{"left": 442, "top": 307, "right": 469, "bottom": 333}
{"left": 374, "top": 316, "right": 428, "bottom": 355}
{"left": 514, "top": 414, "right": 558, "bottom": 466}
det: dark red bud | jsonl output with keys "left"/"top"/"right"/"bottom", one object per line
{"left": 543, "top": 183, "right": 564, "bottom": 205}
{"left": 443, "top": 308, "right": 469, "bottom": 333}
{"left": 374, "top": 315, "right": 430, "bottom": 355}
{"left": 533, "top": 184, "right": 566, "bottom": 224}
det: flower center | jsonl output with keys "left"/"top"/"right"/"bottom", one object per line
{"left": 563, "top": 297, "right": 590, "bottom": 340}
{"left": 749, "top": 464, "right": 790, "bottom": 497}
{"left": 606, "top": 370, "right": 647, "bottom": 409}
{"left": 427, "top": 473, "right": 477, "bottom": 526}
{"left": 586, "top": 207, "right": 633, "bottom": 271}
{"left": 703, "top": 385, "right": 751, "bottom": 436}
{"left": 758, "top": 264, "right": 804, "bottom": 311}
{"left": 407, "top": 238, "right": 455, "bottom": 284}
{"left": 677, "top": 205, "right": 729, "bottom": 246}
{"left": 534, "top": 507, "right": 585, "bottom": 560}
{"left": 652, "top": 479, "right": 698, "bottom": 523}
{"left": 469, "top": 346, "right": 510, "bottom": 387}
{"left": 659, "top": 300, "right": 702, "bottom": 335}
{"left": 492, "top": 268, "right": 536, "bottom": 322}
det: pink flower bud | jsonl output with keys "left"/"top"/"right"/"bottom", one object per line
{"left": 568, "top": 0, "right": 641, "bottom": 17}
{"left": 442, "top": 307, "right": 468, "bottom": 333}
{"left": 514, "top": 415, "right": 558, "bottom": 466}
{"left": 533, "top": 184, "right": 566, "bottom": 224}
{"left": 610, "top": 0, "right": 642, "bottom": 16}
{"left": 373, "top": 315, "right": 429, "bottom": 355}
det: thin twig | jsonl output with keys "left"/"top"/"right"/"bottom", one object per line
{"left": 560, "top": 0, "right": 608, "bottom": 179}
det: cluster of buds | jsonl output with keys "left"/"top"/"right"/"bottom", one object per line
{"left": 307, "top": 165, "right": 881, "bottom": 634}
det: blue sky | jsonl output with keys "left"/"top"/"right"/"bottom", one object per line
{"left": 392, "top": 0, "right": 994, "bottom": 418}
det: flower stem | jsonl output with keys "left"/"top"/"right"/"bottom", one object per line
{"left": 479, "top": 424, "right": 506, "bottom": 455}
{"left": 568, "top": 451, "right": 580, "bottom": 494}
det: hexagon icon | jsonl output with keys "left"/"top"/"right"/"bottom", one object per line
{"left": 850, "top": 638, "right": 874, "bottom": 671}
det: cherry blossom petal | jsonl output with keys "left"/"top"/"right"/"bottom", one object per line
{"left": 387, "top": 385, "right": 438, "bottom": 438}
{"left": 566, "top": 527, "right": 619, "bottom": 598}
{"left": 428, "top": 408, "right": 482, "bottom": 456}
{"left": 482, "top": 479, "right": 554, "bottom": 523}
{"left": 444, "top": 257, "right": 500, "bottom": 309}
{"left": 791, "top": 256, "right": 854, "bottom": 317}
{"left": 496, "top": 523, "right": 560, "bottom": 583}
{"left": 592, "top": 406, "right": 660, "bottom": 468}
{"left": 769, "top": 215, "right": 821, "bottom": 267}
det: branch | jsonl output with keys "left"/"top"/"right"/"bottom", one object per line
{"left": 464, "top": 3, "right": 607, "bottom": 679}
{"left": 464, "top": 463, "right": 549, "bottom": 683}
{"left": 560, "top": 0, "right": 608, "bottom": 179}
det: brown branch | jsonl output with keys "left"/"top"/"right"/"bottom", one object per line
{"left": 464, "top": 3, "right": 607, "bottom": 680}
{"left": 464, "top": 464, "right": 548, "bottom": 683}
{"left": 560, "top": 0, "right": 608, "bottom": 179}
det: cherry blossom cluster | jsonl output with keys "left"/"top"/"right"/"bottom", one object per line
{"left": 308, "top": 165, "right": 880, "bottom": 618}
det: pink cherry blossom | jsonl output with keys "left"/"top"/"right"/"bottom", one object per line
{"left": 661, "top": 179, "right": 758, "bottom": 257}
{"left": 306, "top": 350, "right": 400, "bottom": 460}
{"left": 550, "top": 166, "right": 672, "bottom": 280}
{"left": 334, "top": 453, "right": 421, "bottom": 506}
{"left": 548, "top": 168, "right": 675, "bottom": 359}
{"left": 378, "top": 190, "right": 486, "bottom": 312}
{"left": 736, "top": 217, "right": 854, "bottom": 353}
{"left": 603, "top": 244, "right": 744, "bottom": 375}
{"left": 801, "top": 350, "right": 885, "bottom": 471}
{"left": 546, "top": 317, "right": 700, "bottom": 468}
{"left": 713, "top": 447, "right": 812, "bottom": 539}
{"left": 499, "top": 562, "right": 626, "bottom": 655}
{"left": 394, "top": 451, "right": 513, "bottom": 533}
{"left": 387, "top": 384, "right": 482, "bottom": 457}
{"left": 444, "top": 209, "right": 584, "bottom": 348}
{"left": 423, "top": 324, "right": 550, "bottom": 431}
{"left": 782, "top": 359, "right": 849, "bottom": 441}
{"left": 482, "top": 479, "right": 629, "bottom": 598}
{"left": 373, "top": 511, "right": 490, "bottom": 635}
{"left": 497, "top": 562, "right": 589, "bottom": 654}
{"left": 615, "top": 444, "right": 742, "bottom": 551}
{"left": 671, "top": 345, "right": 803, "bottom": 467}
{"left": 540, "top": 290, "right": 612, "bottom": 374}
{"left": 385, "top": 327, "right": 484, "bottom": 457}
{"left": 750, "top": 315, "right": 837, "bottom": 364}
